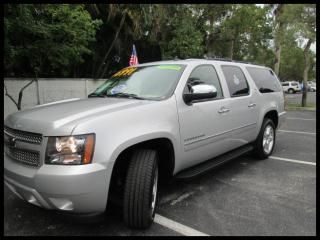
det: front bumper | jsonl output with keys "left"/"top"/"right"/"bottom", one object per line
{"left": 4, "top": 154, "right": 109, "bottom": 214}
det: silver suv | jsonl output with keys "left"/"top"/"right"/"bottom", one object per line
{"left": 4, "top": 59, "right": 286, "bottom": 229}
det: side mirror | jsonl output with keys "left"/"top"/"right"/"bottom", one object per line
{"left": 183, "top": 84, "right": 217, "bottom": 105}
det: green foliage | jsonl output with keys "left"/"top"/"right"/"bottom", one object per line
{"left": 279, "top": 39, "right": 305, "bottom": 81}
{"left": 3, "top": 3, "right": 316, "bottom": 81}
{"left": 4, "top": 4, "right": 102, "bottom": 77}
{"left": 165, "top": 7, "right": 204, "bottom": 59}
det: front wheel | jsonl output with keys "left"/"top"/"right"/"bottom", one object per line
{"left": 288, "top": 88, "right": 294, "bottom": 94}
{"left": 123, "top": 149, "right": 159, "bottom": 229}
{"left": 253, "top": 118, "right": 276, "bottom": 160}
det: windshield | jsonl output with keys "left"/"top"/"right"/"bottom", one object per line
{"left": 90, "top": 64, "right": 186, "bottom": 100}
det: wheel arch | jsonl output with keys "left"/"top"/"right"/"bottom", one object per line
{"left": 106, "top": 136, "right": 176, "bottom": 206}
{"left": 264, "top": 110, "right": 279, "bottom": 129}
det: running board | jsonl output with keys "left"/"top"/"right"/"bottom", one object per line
{"left": 175, "top": 145, "right": 253, "bottom": 179}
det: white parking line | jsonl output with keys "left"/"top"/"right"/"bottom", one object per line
{"left": 286, "top": 117, "right": 316, "bottom": 121}
{"left": 269, "top": 156, "right": 316, "bottom": 166}
{"left": 278, "top": 130, "right": 316, "bottom": 135}
{"left": 154, "top": 214, "right": 210, "bottom": 236}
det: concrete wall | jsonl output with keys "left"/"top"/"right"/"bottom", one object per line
{"left": 4, "top": 78, "right": 106, "bottom": 119}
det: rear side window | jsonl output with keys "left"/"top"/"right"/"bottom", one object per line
{"left": 291, "top": 83, "right": 298, "bottom": 86}
{"left": 282, "top": 83, "right": 289, "bottom": 86}
{"left": 246, "top": 67, "right": 282, "bottom": 93}
{"left": 221, "top": 65, "right": 249, "bottom": 97}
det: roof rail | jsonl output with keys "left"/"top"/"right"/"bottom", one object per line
{"left": 204, "top": 57, "right": 233, "bottom": 62}
{"left": 204, "top": 57, "right": 265, "bottom": 67}
{"left": 160, "top": 57, "right": 265, "bottom": 67}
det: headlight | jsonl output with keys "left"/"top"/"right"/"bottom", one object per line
{"left": 45, "top": 134, "right": 95, "bottom": 165}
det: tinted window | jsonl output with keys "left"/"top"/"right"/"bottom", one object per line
{"left": 91, "top": 64, "right": 186, "bottom": 100}
{"left": 221, "top": 65, "right": 249, "bottom": 97}
{"left": 185, "top": 65, "right": 223, "bottom": 98}
{"left": 291, "top": 83, "right": 298, "bottom": 86}
{"left": 282, "top": 83, "right": 289, "bottom": 86}
{"left": 246, "top": 67, "right": 282, "bottom": 93}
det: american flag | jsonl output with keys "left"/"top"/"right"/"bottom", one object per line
{"left": 129, "top": 44, "right": 139, "bottom": 66}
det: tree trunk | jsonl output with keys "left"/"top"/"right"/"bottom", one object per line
{"left": 4, "top": 79, "right": 35, "bottom": 111}
{"left": 302, "top": 39, "right": 312, "bottom": 107}
{"left": 17, "top": 79, "right": 35, "bottom": 110}
{"left": 273, "top": 4, "right": 284, "bottom": 75}
{"left": 229, "top": 38, "right": 234, "bottom": 60}
{"left": 95, "top": 12, "right": 126, "bottom": 79}
{"left": 274, "top": 44, "right": 281, "bottom": 75}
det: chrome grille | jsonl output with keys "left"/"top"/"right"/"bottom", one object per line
{"left": 4, "top": 126, "right": 42, "bottom": 145}
{"left": 5, "top": 147, "right": 40, "bottom": 167}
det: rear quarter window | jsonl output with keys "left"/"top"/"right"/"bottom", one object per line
{"left": 246, "top": 67, "right": 282, "bottom": 93}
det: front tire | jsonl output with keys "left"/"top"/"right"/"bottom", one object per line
{"left": 123, "top": 149, "right": 159, "bottom": 229}
{"left": 253, "top": 118, "right": 276, "bottom": 160}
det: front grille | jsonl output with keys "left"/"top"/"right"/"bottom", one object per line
{"left": 5, "top": 147, "right": 40, "bottom": 167}
{"left": 4, "top": 126, "right": 42, "bottom": 145}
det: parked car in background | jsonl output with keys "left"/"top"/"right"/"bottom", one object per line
{"left": 281, "top": 81, "right": 301, "bottom": 94}
{"left": 307, "top": 81, "right": 316, "bottom": 92}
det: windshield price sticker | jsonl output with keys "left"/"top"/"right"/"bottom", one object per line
{"left": 157, "top": 65, "right": 181, "bottom": 71}
{"left": 112, "top": 67, "right": 137, "bottom": 77}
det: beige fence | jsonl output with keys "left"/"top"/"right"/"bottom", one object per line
{"left": 4, "top": 78, "right": 106, "bottom": 119}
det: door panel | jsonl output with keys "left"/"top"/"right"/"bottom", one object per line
{"left": 178, "top": 98, "right": 235, "bottom": 169}
{"left": 177, "top": 64, "right": 235, "bottom": 169}
{"left": 220, "top": 65, "right": 259, "bottom": 147}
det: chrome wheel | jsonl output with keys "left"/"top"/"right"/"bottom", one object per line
{"left": 151, "top": 165, "right": 158, "bottom": 217}
{"left": 263, "top": 125, "right": 274, "bottom": 154}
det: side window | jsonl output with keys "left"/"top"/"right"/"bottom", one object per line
{"left": 221, "top": 65, "right": 249, "bottom": 97}
{"left": 246, "top": 66, "right": 282, "bottom": 93}
{"left": 282, "top": 83, "right": 289, "bottom": 86}
{"left": 185, "top": 65, "right": 223, "bottom": 98}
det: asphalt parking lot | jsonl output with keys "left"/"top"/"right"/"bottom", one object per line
{"left": 4, "top": 110, "right": 316, "bottom": 236}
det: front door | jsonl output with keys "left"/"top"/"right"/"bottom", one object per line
{"left": 177, "top": 64, "right": 236, "bottom": 170}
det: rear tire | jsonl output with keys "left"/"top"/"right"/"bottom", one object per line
{"left": 123, "top": 149, "right": 159, "bottom": 229}
{"left": 288, "top": 88, "right": 294, "bottom": 94}
{"left": 253, "top": 118, "right": 276, "bottom": 160}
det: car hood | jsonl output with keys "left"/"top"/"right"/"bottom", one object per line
{"left": 4, "top": 97, "right": 153, "bottom": 136}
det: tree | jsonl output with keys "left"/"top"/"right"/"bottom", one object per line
{"left": 4, "top": 3, "right": 316, "bottom": 88}
{"left": 4, "top": 4, "right": 102, "bottom": 109}
{"left": 272, "top": 4, "right": 285, "bottom": 75}
{"left": 209, "top": 5, "right": 273, "bottom": 62}
{"left": 166, "top": 6, "right": 204, "bottom": 59}
{"left": 283, "top": 4, "right": 316, "bottom": 107}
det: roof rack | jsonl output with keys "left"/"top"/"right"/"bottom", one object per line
{"left": 203, "top": 56, "right": 265, "bottom": 67}
{"left": 161, "top": 57, "right": 265, "bottom": 67}
{"left": 204, "top": 57, "right": 232, "bottom": 62}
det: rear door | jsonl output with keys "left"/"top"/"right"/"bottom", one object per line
{"left": 219, "top": 64, "right": 259, "bottom": 147}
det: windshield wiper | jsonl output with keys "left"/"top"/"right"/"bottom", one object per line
{"left": 107, "top": 92, "right": 146, "bottom": 100}
{"left": 88, "top": 92, "right": 107, "bottom": 98}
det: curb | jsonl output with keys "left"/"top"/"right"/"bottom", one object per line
{"left": 285, "top": 107, "right": 316, "bottom": 112}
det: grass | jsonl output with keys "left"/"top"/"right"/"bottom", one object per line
{"left": 285, "top": 102, "right": 316, "bottom": 111}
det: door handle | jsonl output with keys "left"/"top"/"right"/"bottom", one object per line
{"left": 218, "top": 107, "right": 230, "bottom": 114}
{"left": 248, "top": 103, "right": 256, "bottom": 108}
